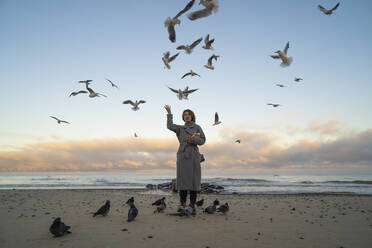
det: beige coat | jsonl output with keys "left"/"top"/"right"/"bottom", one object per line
{"left": 167, "top": 114, "right": 206, "bottom": 191}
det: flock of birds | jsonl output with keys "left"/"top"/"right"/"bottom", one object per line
{"left": 50, "top": 196, "right": 229, "bottom": 237}
{"left": 48, "top": 0, "right": 342, "bottom": 237}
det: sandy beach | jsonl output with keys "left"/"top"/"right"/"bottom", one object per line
{"left": 1, "top": 189, "right": 371, "bottom": 248}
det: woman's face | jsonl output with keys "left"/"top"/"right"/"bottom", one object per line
{"left": 183, "top": 111, "right": 192, "bottom": 123}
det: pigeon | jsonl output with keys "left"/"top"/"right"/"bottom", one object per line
{"left": 49, "top": 217, "right": 71, "bottom": 237}
{"left": 276, "top": 84, "right": 285, "bottom": 88}
{"left": 167, "top": 86, "right": 198, "bottom": 100}
{"left": 154, "top": 198, "right": 166, "bottom": 213}
{"left": 213, "top": 199, "right": 220, "bottom": 206}
{"left": 204, "top": 54, "right": 220, "bottom": 70}
{"left": 235, "top": 139, "right": 241, "bottom": 143}
{"left": 182, "top": 70, "right": 201, "bottom": 79}
{"left": 106, "top": 79, "right": 118, "bottom": 88}
{"left": 270, "top": 41, "right": 293, "bottom": 67}
{"left": 267, "top": 103, "right": 281, "bottom": 108}
{"left": 217, "top": 202, "right": 229, "bottom": 214}
{"left": 204, "top": 201, "right": 218, "bottom": 214}
{"left": 134, "top": 133, "right": 138, "bottom": 138}
{"left": 164, "top": 0, "right": 195, "bottom": 43}
{"left": 213, "top": 112, "right": 221, "bottom": 126}
{"left": 93, "top": 200, "right": 110, "bottom": 217}
{"left": 202, "top": 34, "right": 214, "bottom": 50}
{"left": 162, "top": 51, "right": 180, "bottom": 69}
{"left": 294, "top": 77, "right": 303, "bottom": 82}
{"left": 123, "top": 100, "right": 146, "bottom": 111}
{"left": 195, "top": 199, "right": 204, "bottom": 207}
{"left": 318, "top": 2, "right": 340, "bottom": 15}
{"left": 188, "top": 0, "right": 219, "bottom": 21}
{"left": 50, "top": 116, "right": 70, "bottom": 124}
{"left": 177, "top": 37, "right": 203, "bottom": 54}
{"left": 126, "top": 197, "right": 138, "bottom": 222}
{"left": 152, "top": 197, "right": 166, "bottom": 206}
{"left": 69, "top": 90, "right": 88, "bottom": 97}
{"left": 179, "top": 205, "right": 193, "bottom": 216}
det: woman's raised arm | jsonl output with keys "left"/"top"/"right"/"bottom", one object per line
{"left": 165, "top": 105, "right": 181, "bottom": 134}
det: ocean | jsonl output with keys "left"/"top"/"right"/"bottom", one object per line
{"left": 1, "top": 172, "right": 372, "bottom": 195}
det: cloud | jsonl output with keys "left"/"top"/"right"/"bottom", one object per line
{"left": 0, "top": 126, "right": 371, "bottom": 172}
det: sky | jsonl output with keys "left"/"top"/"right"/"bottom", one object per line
{"left": 0, "top": 0, "right": 371, "bottom": 173}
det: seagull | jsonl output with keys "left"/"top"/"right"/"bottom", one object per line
{"left": 50, "top": 116, "right": 70, "bottom": 124}
{"left": 162, "top": 51, "right": 180, "bottom": 69}
{"left": 267, "top": 103, "right": 281, "bottom": 108}
{"left": 126, "top": 197, "right": 138, "bottom": 222}
{"left": 294, "top": 77, "right": 303, "bottom": 82}
{"left": 217, "top": 202, "right": 229, "bottom": 214}
{"left": 276, "top": 84, "right": 285, "bottom": 88}
{"left": 202, "top": 34, "right": 214, "bottom": 50}
{"left": 49, "top": 217, "right": 71, "bottom": 237}
{"left": 167, "top": 86, "right": 198, "bottom": 100}
{"left": 134, "top": 133, "right": 138, "bottom": 138}
{"left": 86, "top": 86, "right": 107, "bottom": 98}
{"left": 204, "top": 54, "right": 220, "bottom": 70}
{"left": 270, "top": 41, "right": 293, "bottom": 67}
{"left": 164, "top": 0, "right": 195, "bottom": 43}
{"left": 177, "top": 37, "right": 203, "bottom": 54}
{"left": 93, "top": 200, "right": 110, "bottom": 217}
{"left": 69, "top": 90, "right": 88, "bottom": 97}
{"left": 106, "top": 79, "right": 118, "bottom": 88}
{"left": 213, "top": 112, "right": 221, "bottom": 126}
{"left": 235, "top": 139, "right": 241, "bottom": 143}
{"left": 188, "top": 0, "right": 219, "bottom": 21}
{"left": 123, "top": 100, "right": 146, "bottom": 111}
{"left": 318, "top": 2, "right": 340, "bottom": 15}
{"left": 181, "top": 70, "right": 200, "bottom": 79}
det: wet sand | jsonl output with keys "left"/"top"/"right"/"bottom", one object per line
{"left": 1, "top": 189, "right": 372, "bottom": 248}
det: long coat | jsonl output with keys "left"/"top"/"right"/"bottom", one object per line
{"left": 167, "top": 114, "right": 206, "bottom": 191}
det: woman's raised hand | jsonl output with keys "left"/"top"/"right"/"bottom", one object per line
{"left": 164, "top": 105, "right": 171, "bottom": 114}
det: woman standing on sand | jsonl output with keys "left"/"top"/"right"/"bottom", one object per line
{"left": 165, "top": 105, "right": 206, "bottom": 213}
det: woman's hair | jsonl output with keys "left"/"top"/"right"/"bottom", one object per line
{"left": 182, "top": 109, "right": 195, "bottom": 122}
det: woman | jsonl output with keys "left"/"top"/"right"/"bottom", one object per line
{"left": 165, "top": 105, "right": 206, "bottom": 213}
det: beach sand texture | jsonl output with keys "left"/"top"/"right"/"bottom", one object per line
{"left": 1, "top": 189, "right": 372, "bottom": 248}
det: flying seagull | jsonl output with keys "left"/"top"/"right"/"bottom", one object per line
{"left": 213, "top": 112, "right": 221, "bottom": 126}
{"left": 276, "top": 84, "right": 285, "bottom": 88}
{"left": 294, "top": 77, "right": 303, "bottom": 82}
{"left": 86, "top": 86, "right": 107, "bottom": 98}
{"left": 162, "top": 51, "right": 180, "bottom": 69}
{"left": 106, "top": 79, "right": 118, "bottom": 88}
{"left": 167, "top": 86, "right": 198, "bottom": 100}
{"left": 202, "top": 34, "right": 215, "bottom": 50}
{"left": 204, "top": 54, "right": 220, "bottom": 70}
{"left": 188, "top": 0, "right": 219, "bottom": 21}
{"left": 123, "top": 100, "right": 146, "bottom": 111}
{"left": 267, "top": 103, "right": 281, "bottom": 108}
{"left": 235, "top": 139, "right": 241, "bottom": 143}
{"left": 318, "top": 2, "right": 340, "bottom": 15}
{"left": 50, "top": 116, "right": 70, "bottom": 124}
{"left": 177, "top": 37, "right": 203, "bottom": 54}
{"left": 164, "top": 0, "right": 195, "bottom": 43}
{"left": 69, "top": 90, "right": 88, "bottom": 97}
{"left": 270, "top": 41, "right": 293, "bottom": 67}
{"left": 182, "top": 70, "right": 200, "bottom": 79}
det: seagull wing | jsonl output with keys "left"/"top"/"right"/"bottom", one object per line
{"left": 168, "top": 52, "right": 179, "bottom": 62}
{"left": 208, "top": 38, "right": 215, "bottom": 45}
{"left": 331, "top": 2, "right": 340, "bottom": 11}
{"left": 207, "top": 55, "right": 214, "bottom": 65}
{"left": 167, "top": 86, "right": 179, "bottom": 94}
{"left": 167, "top": 23, "right": 176, "bottom": 43}
{"left": 317, "top": 5, "right": 327, "bottom": 13}
{"left": 86, "top": 86, "right": 95, "bottom": 94}
{"left": 138, "top": 100, "right": 146, "bottom": 104}
{"left": 190, "top": 37, "right": 203, "bottom": 49}
{"left": 163, "top": 51, "right": 170, "bottom": 59}
{"left": 204, "top": 34, "right": 210, "bottom": 44}
{"left": 174, "top": 0, "right": 195, "bottom": 19}
{"left": 182, "top": 72, "right": 191, "bottom": 79}
{"left": 97, "top": 93, "right": 107, "bottom": 97}
{"left": 60, "top": 120, "right": 70, "bottom": 124}
{"left": 270, "top": 55, "right": 280, "bottom": 59}
{"left": 123, "top": 100, "right": 135, "bottom": 106}
{"left": 187, "top": 8, "right": 212, "bottom": 20}
{"left": 50, "top": 116, "right": 60, "bottom": 121}
{"left": 77, "top": 90, "right": 88, "bottom": 94}
{"left": 214, "top": 112, "right": 219, "bottom": 123}
{"left": 176, "top": 45, "right": 187, "bottom": 51}
{"left": 283, "top": 41, "right": 289, "bottom": 55}
{"left": 184, "top": 88, "right": 198, "bottom": 94}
